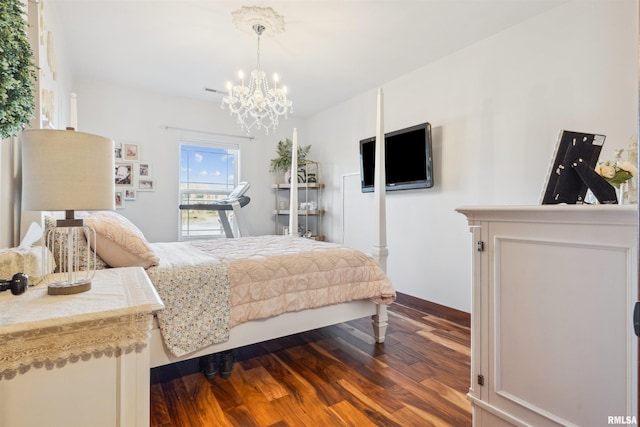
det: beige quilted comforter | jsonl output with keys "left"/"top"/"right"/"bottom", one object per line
{"left": 148, "top": 235, "right": 395, "bottom": 357}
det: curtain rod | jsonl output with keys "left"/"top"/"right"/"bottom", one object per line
{"left": 160, "top": 125, "right": 254, "bottom": 141}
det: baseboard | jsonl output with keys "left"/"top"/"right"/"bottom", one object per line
{"left": 393, "top": 292, "right": 470, "bottom": 328}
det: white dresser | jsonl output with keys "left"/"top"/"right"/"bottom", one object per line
{"left": 0, "top": 267, "right": 164, "bottom": 427}
{"left": 457, "top": 205, "right": 638, "bottom": 427}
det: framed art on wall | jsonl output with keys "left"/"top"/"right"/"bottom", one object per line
{"left": 115, "top": 191, "right": 125, "bottom": 209}
{"left": 138, "top": 178, "right": 155, "bottom": 191}
{"left": 124, "top": 143, "right": 139, "bottom": 161}
{"left": 115, "top": 162, "right": 133, "bottom": 186}
{"left": 114, "top": 142, "right": 123, "bottom": 161}
{"left": 138, "top": 163, "right": 150, "bottom": 177}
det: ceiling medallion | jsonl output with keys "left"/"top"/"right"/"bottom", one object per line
{"left": 231, "top": 6, "right": 285, "bottom": 37}
{"left": 221, "top": 6, "right": 292, "bottom": 135}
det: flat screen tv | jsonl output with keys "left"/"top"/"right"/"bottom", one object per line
{"left": 360, "top": 122, "right": 433, "bottom": 192}
{"left": 541, "top": 130, "right": 616, "bottom": 204}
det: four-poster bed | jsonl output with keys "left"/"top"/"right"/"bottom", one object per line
{"left": 148, "top": 88, "right": 392, "bottom": 369}
{"left": 13, "top": 91, "right": 392, "bottom": 372}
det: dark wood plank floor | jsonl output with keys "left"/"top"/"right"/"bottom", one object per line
{"left": 150, "top": 300, "right": 471, "bottom": 426}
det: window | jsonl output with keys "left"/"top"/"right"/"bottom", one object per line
{"left": 179, "top": 141, "right": 239, "bottom": 239}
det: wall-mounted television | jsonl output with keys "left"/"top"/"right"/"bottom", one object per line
{"left": 359, "top": 122, "right": 433, "bottom": 192}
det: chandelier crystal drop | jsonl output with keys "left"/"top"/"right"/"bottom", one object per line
{"left": 222, "top": 9, "right": 293, "bottom": 135}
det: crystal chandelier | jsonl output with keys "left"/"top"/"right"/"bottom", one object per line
{"left": 222, "top": 7, "right": 293, "bottom": 135}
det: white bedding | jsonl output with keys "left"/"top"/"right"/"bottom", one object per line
{"left": 147, "top": 235, "right": 395, "bottom": 357}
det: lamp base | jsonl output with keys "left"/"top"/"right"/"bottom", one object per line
{"left": 43, "top": 220, "right": 97, "bottom": 296}
{"left": 47, "top": 280, "right": 91, "bottom": 296}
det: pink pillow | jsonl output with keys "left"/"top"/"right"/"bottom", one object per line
{"left": 85, "top": 211, "right": 159, "bottom": 268}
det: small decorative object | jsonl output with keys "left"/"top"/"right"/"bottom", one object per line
{"left": 307, "top": 173, "right": 317, "bottom": 183}
{"left": 295, "top": 168, "right": 306, "bottom": 183}
{"left": 595, "top": 148, "right": 638, "bottom": 204}
{"left": 0, "top": 0, "right": 37, "bottom": 139}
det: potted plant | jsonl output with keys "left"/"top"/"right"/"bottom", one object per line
{"left": 0, "top": 0, "right": 37, "bottom": 139}
{"left": 270, "top": 138, "right": 311, "bottom": 182}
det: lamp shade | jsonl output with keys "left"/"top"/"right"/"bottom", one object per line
{"left": 22, "top": 129, "right": 115, "bottom": 211}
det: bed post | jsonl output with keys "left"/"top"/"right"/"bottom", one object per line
{"left": 371, "top": 88, "right": 389, "bottom": 343}
{"left": 288, "top": 128, "right": 298, "bottom": 236}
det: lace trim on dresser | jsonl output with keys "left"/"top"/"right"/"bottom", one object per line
{"left": 0, "top": 312, "right": 152, "bottom": 380}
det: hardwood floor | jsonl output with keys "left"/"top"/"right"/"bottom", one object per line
{"left": 150, "top": 298, "right": 471, "bottom": 426}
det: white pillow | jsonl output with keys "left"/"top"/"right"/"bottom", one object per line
{"left": 84, "top": 211, "right": 159, "bottom": 268}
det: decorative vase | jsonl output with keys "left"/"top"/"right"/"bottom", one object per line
{"left": 615, "top": 182, "right": 629, "bottom": 205}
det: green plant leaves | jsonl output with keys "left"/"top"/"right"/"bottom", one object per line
{"left": 0, "top": 0, "right": 36, "bottom": 139}
{"left": 269, "top": 138, "right": 311, "bottom": 173}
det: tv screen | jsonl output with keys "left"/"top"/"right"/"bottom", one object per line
{"left": 360, "top": 122, "right": 433, "bottom": 192}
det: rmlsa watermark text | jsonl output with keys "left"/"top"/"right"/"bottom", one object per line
{"left": 608, "top": 415, "right": 638, "bottom": 425}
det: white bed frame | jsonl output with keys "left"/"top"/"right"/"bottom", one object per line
{"left": 150, "top": 300, "right": 386, "bottom": 367}
{"left": 149, "top": 89, "right": 390, "bottom": 369}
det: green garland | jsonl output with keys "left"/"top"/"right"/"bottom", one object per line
{"left": 0, "top": 0, "right": 36, "bottom": 139}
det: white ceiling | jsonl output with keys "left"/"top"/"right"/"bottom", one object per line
{"left": 50, "top": 0, "right": 566, "bottom": 117}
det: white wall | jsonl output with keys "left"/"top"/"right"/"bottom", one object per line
{"left": 26, "top": 0, "right": 637, "bottom": 313}
{"left": 74, "top": 80, "right": 306, "bottom": 242}
{"left": 306, "top": 0, "right": 639, "bottom": 312}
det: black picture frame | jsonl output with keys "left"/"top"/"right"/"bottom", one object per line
{"left": 541, "top": 130, "right": 607, "bottom": 204}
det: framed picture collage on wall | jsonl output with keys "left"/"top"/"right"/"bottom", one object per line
{"left": 114, "top": 142, "right": 155, "bottom": 209}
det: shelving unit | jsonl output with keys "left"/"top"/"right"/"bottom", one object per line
{"left": 273, "top": 161, "right": 324, "bottom": 240}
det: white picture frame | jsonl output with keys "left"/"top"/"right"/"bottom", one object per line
{"left": 138, "top": 162, "right": 151, "bottom": 177}
{"left": 115, "top": 191, "right": 125, "bottom": 209}
{"left": 115, "top": 162, "right": 133, "bottom": 187}
{"left": 138, "top": 177, "right": 155, "bottom": 191}
{"left": 124, "top": 143, "right": 139, "bottom": 161}
{"left": 124, "top": 189, "right": 137, "bottom": 201}
{"left": 114, "top": 142, "right": 123, "bottom": 161}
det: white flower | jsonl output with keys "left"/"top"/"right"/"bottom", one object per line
{"left": 597, "top": 164, "right": 616, "bottom": 179}
{"left": 618, "top": 161, "right": 638, "bottom": 177}
{"left": 595, "top": 163, "right": 603, "bottom": 175}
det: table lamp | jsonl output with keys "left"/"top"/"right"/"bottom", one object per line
{"left": 21, "top": 129, "right": 115, "bottom": 295}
